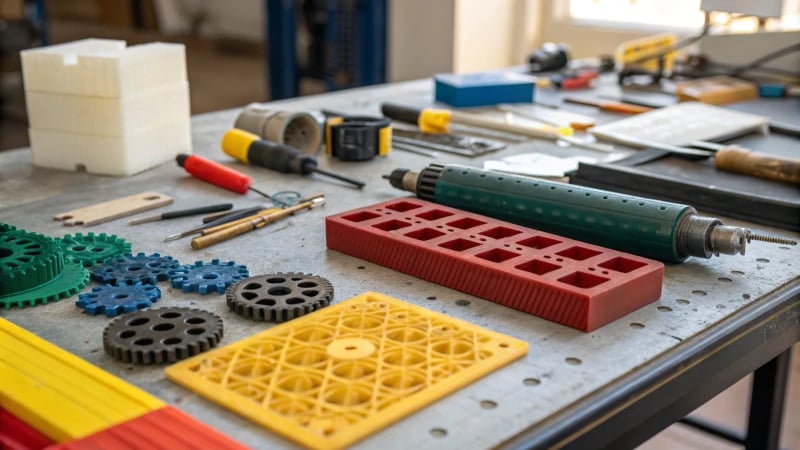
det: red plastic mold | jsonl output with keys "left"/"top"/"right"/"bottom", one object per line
{"left": 0, "top": 408, "right": 53, "bottom": 450}
{"left": 326, "top": 198, "right": 664, "bottom": 331}
{"left": 44, "top": 407, "right": 247, "bottom": 450}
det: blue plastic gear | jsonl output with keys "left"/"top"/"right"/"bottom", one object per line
{"left": 168, "top": 259, "right": 249, "bottom": 294}
{"left": 91, "top": 253, "right": 180, "bottom": 285}
{"left": 76, "top": 282, "right": 161, "bottom": 317}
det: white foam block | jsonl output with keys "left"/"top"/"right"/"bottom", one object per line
{"left": 26, "top": 81, "right": 190, "bottom": 136}
{"left": 21, "top": 39, "right": 187, "bottom": 98}
{"left": 29, "top": 118, "right": 191, "bottom": 176}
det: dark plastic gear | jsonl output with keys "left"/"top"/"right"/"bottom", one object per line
{"left": 57, "top": 232, "right": 132, "bottom": 267}
{"left": 168, "top": 259, "right": 249, "bottom": 295}
{"left": 0, "top": 260, "right": 89, "bottom": 309}
{"left": 91, "top": 253, "right": 180, "bottom": 285}
{"left": 0, "top": 229, "right": 64, "bottom": 295}
{"left": 76, "top": 282, "right": 161, "bottom": 317}
{"left": 226, "top": 272, "right": 333, "bottom": 322}
{"left": 103, "top": 307, "right": 223, "bottom": 364}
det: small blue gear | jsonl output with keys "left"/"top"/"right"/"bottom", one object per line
{"left": 168, "top": 259, "right": 249, "bottom": 294}
{"left": 76, "top": 282, "right": 161, "bottom": 317}
{"left": 91, "top": 253, "right": 180, "bottom": 285}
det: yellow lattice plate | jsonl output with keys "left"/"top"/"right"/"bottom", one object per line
{"left": 165, "top": 291, "right": 528, "bottom": 450}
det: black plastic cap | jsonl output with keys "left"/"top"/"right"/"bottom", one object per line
{"left": 175, "top": 153, "right": 189, "bottom": 167}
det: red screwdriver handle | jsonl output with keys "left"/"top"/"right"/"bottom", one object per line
{"left": 176, "top": 153, "right": 251, "bottom": 194}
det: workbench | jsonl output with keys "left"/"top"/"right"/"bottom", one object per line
{"left": 1, "top": 79, "right": 798, "bottom": 450}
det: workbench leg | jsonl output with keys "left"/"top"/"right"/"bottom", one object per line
{"left": 266, "top": 0, "right": 298, "bottom": 100}
{"left": 745, "top": 348, "right": 791, "bottom": 450}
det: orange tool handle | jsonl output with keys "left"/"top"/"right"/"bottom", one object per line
{"left": 598, "top": 101, "right": 652, "bottom": 115}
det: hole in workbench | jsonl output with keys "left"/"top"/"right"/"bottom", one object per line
{"left": 565, "top": 357, "right": 582, "bottom": 365}
{"left": 430, "top": 428, "right": 448, "bottom": 438}
{"left": 480, "top": 400, "right": 498, "bottom": 409}
{"left": 731, "top": 270, "right": 745, "bottom": 275}
{"left": 417, "top": 209, "right": 454, "bottom": 220}
{"left": 676, "top": 299, "right": 690, "bottom": 305}
{"left": 358, "top": 266, "right": 366, "bottom": 270}
{"left": 657, "top": 306, "right": 673, "bottom": 312}
{"left": 373, "top": 219, "right": 411, "bottom": 232}
{"left": 517, "top": 236, "right": 561, "bottom": 249}
{"left": 427, "top": 296, "right": 437, "bottom": 300}
{"left": 516, "top": 259, "right": 560, "bottom": 275}
{"left": 692, "top": 290, "right": 707, "bottom": 296}
{"left": 598, "top": 256, "right": 646, "bottom": 273}
{"left": 480, "top": 226, "right": 522, "bottom": 239}
{"left": 475, "top": 248, "right": 519, "bottom": 263}
{"left": 455, "top": 299, "right": 470, "bottom": 306}
{"left": 743, "top": 293, "right": 751, "bottom": 299}
{"left": 447, "top": 217, "right": 486, "bottom": 230}
{"left": 405, "top": 228, "right": 446, "bottom": 241}
{"left": 523, "top": 378, "right": 541, "bottom": 386}
{"left": 718, "top": 277, "right": 732, "bottom": 283}
{"left": 385, "top": 201, "right": 422, "bottom": 212}
{"left": 439, "top": 238, "right": 480, "bottom": 252}
{"left": 756, "top": 258, "right": 770, "bottom": 263}
{"left": 556, "top": 246, "right": 602, "bottom": 261}
{"left": 558, "top": 272, "right": 608, "bottom": 289}
{"left": 630, "top": 322, "right": 645, "bottom": 329}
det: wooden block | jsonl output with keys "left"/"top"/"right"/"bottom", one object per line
{"left": 676, "top": 76, "right": 758, "bottom": 105}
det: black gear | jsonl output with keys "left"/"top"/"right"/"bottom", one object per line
{"left": 226, "top": 272, "right": 333, "bottom": 322}
{"left": 103, "top": 307, "right": 223, "bottom": 364}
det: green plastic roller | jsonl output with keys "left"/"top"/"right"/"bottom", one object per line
{"left": 386, "top": 163, "right": 796, "bottom": 263}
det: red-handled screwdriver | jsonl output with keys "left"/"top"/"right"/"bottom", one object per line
{"left": 176, "top": 153, "right": 273, "bottom": 199}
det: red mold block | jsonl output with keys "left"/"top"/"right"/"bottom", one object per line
{"left": 326, "top": 198, "right": 664, "bottom": 331}
{"left": 0, "top": 409, "right": 53, "bottom": 450}
{"left": 45, "top": 407, "right": 248, "bottom": 450}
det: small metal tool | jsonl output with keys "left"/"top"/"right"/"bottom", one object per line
{"left": 128, "top": 203, "right": 233, "bottom": 225}
{"left": 164, "top": 206, "right": 264, "bottom": 242}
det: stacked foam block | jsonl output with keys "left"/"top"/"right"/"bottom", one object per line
{"left": 21, "top": 39, "right": 191, "bottom": 176}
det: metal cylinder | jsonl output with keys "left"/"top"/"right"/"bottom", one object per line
{"left": 234, "top": 103, "right": 323, "bottom": 154}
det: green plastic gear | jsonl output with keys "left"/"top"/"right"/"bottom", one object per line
{"left": 57, "top": 232, "right": 132, "bottom": 267}
{"left": 0, "top": 229, "right": 64, "bottom": 296}
{"left": 0, "top": 260, "right": 89, "bottom": 309}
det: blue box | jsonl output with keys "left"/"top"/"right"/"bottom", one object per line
{"left": 434, "top": 72, "right": 536, "bottom": 107}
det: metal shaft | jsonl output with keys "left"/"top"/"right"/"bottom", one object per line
{"left": 311, "top": 167, "right": 366, "bottom": 189}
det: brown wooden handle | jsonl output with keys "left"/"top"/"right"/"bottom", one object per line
{"left": 715, "top": 147, "right": 800, "bottom": 184}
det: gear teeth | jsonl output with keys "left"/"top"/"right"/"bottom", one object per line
{"left": 57, "top": 232, "right": 132, "bottom": 267}
{"left": 0, "top": 223, "right": 16, "bottom": 233}
{"left": 91, "top": 252, "right": 180, "bottom": 286}
{"left": 226, "top": 272, "right": 334, "bottom": 322}
{"left": 168, "top": 259, "right": 249, "bottom": 295}
{"left": 0, "top": 226, "right": 89, "bottom": 309}
{"left": 77, "top": 282, "right": 161, "bottom": 317}
{"left": 103, "top": 307, "right": 223, "bottom": 364}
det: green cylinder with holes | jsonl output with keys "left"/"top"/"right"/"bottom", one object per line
{"left": 431, "top": 165, "right": 693, "bottom": 262}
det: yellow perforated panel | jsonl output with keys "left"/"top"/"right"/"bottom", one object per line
{"left": 165, "top": 292, "right": 528, "bottom": 450}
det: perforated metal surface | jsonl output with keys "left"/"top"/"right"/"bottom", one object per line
{"left": 1, "top": 80, "right": 798, "bottom": 449}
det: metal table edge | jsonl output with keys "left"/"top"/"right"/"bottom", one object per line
{"left": 499, "top": 277, "right": 800, "bottom": 450}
